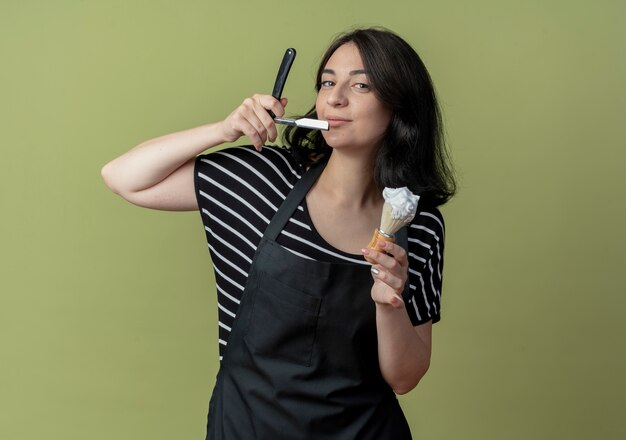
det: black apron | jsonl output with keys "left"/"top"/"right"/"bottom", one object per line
{"left": 205, "top": 160, "right": 413, "bottom": 439}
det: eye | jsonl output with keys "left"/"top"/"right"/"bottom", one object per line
{"left": 353, "top": 82, "right": 370, "bottom": 90}
{"left": 320, "top": 80, "right": 335, "bottom": 88}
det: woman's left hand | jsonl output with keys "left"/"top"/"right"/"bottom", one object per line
{"left": 361, "top": 241, "right": 408, "bottom": 309}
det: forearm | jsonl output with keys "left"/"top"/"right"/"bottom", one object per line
{"left": 376, "top": 303, "right": 431, "bottom": 395}
{"left": 101, "top": 121, "right": 226, "bottom": 195}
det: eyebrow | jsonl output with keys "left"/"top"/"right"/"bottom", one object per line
{"left": 322, "top": 69, "right": 368, "bottom": 75}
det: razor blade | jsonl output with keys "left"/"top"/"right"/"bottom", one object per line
{"left": 274, "top": 117, "right": 329, "bottom": 131}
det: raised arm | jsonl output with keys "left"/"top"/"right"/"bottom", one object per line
{"left": 100, "top": 95, "right": 288, "bottom": 211}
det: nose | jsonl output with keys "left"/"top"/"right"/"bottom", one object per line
{"left": 326, "top": 84, "right": 348, "bottom": 107}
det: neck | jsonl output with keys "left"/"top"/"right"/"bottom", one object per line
{"left": 315, "top": 149, "right": 382, "bottom": 208}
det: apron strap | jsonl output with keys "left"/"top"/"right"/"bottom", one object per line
{"left": 263, "top": 157, "right": 411, "bottom": 297}
{"left": 263, "top": 159, "right": 327, "bottom": 242}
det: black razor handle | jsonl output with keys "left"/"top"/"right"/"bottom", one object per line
{"left": 269, "top": 48, "right": 296, "bottom": 117}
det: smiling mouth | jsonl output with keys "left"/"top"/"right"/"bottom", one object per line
{"left": 326, "top": 117, "right": 351, "bottom": 128}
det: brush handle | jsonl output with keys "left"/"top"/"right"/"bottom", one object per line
{"left": 269, "top": 48, "right": 296, "bottom": 118}
{"left": 364, "top": 228, "right": 395, "bottom": 264}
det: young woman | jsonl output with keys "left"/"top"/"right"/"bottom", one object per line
{"left": 102, "top": 27, "right": 455, "bottom": 440}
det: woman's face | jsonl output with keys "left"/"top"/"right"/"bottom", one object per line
{"left": 316, "top": 42, "right": 392, "bottom": 154}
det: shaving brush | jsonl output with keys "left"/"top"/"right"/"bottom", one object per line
{"left": 365, "top": 187, "right": 420, "bottom": 264}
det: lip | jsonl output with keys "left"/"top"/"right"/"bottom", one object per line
{"left": 325, "top": 115, "right": 351, "bottom": 128}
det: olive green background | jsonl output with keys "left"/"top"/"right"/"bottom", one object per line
{"left": 1, "top": 0, "right": 625, "bottom": 439}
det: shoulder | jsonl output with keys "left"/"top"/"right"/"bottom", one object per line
{"left": 410, "top": 206, "right": 445, "bottom": 239}
{"left": 195, "top": 145, "right": 304, "bottom": 186}
{"left": 407, "top": 206, "right": 446, "bottom": 266}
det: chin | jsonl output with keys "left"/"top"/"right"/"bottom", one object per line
{"left": 321, "top": 132, "right": 347, "bottom": 149}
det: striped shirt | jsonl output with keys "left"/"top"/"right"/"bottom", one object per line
{"left": 194, "top": 145, "right": 445, "bottom": 360}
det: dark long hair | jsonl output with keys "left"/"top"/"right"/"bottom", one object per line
{"left": 283, "top": 27, "right": 456, "bottom": 206}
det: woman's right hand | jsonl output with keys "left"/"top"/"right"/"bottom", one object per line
{"left": 219, "top": 94, "right": 288, "bottom": 151}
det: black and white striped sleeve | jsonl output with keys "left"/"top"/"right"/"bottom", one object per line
{"left": 404, "top": 208, "right": 446, "bottom": 326}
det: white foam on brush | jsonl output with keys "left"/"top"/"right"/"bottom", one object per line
{"left": 382, "top": 187, "right": 419, "bottom": 220}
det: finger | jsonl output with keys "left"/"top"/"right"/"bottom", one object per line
{"left": 371, "top": 281, "right": 405, "bottom": 308}
{"left": 257, "top": 94, "right": 287, "bottom": 118}
{"left": 237, "top": 116, "right": 265, "bottom": 151}
{"left": 370, "top": 265, "right": 405, "bottom": 292}
{"left": 250, "top": 94, "right": 287, "bottom": 120}
{"left": 377, "top": 240, "right": 408, "bottom": 266}
{"left": 362, "top": 247, "right": 403, "bottom": 275}
{"left": 388, "top": 293, "right": 405, "bottom": 308}
{"left": 241, "top": 98, "right": 269, "bottom": 144}
{"left": 251, "top": 98, "right": 279, "bottom": 142}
